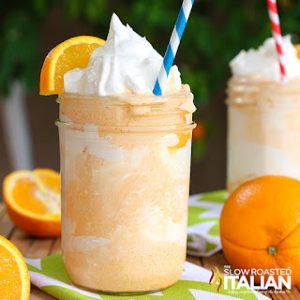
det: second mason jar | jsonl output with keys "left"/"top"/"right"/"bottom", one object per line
{"left": 227, "top": 76, "right": 300, "bottom": 193}
{"left": 57, "top": 91, "right": 195, "bottom": 293}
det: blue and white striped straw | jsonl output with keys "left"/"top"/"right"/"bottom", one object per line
{"left": 153, "top": 0, "right": 195, "bottom": 96}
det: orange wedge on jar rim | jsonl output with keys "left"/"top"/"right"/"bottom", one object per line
{"left": 40, "top": 36, "right": 105, "bottom": 95}
{"left": 0, "top": 235, "right": 30, "bottom": 299}
{"left": 3, "top": 169, "right": 61, "bottom": 237}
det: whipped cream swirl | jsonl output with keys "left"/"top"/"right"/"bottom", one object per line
{"left": 230, "top": 35, "right": 300, "bottom": 81}
{"left": 64, "top": 14, "right": 182, "bottom": 96}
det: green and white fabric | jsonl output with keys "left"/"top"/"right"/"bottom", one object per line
{"left": 26, "top": 253, "right": 268, "bottom": 300}
{"left": 188, "top": 190, "right": 227, "bottom": 257}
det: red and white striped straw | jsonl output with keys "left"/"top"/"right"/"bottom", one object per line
{"left": 266, "top": 0, "right": 287, "bottom": 82}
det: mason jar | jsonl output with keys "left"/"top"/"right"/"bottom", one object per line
{"left": 227, "top": 75, "right": 300, "bottom": 193}
{"left": 56, "top": 91, "right": 195, "bottom": 293}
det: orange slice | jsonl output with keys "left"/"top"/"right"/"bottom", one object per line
{"left": 0, "top": 235, "right": 30, "bottom": 299}
{"left": 3, "top": 169, "right": 61, "bottom": 237}
{"left": 40, "top": 36, "right": 105, "bottom": 95}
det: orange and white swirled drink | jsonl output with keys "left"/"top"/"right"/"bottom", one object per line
{"left": 57, "top": 14, "right": 196, "bottom": 293}
{"left": 227, "top": 36, "right": 300, "bottom": 193}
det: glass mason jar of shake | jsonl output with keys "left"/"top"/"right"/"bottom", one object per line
{"left": 57, "top": 92, "right": 194, "bottom": 293}
{"left": 227, "top": 36, "right": 300, "bottom": 193}
{"left": 56, "top": 15, "right": 196, "bottom": 293}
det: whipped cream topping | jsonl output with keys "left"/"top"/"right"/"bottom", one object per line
{"left": 64, "top": 14, "right": 182, "bottom": 96}
{"left": 230, "top": 35, "right": 300, "bottom": 81}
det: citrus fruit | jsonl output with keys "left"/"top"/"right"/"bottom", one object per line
{"left": 220, "top": 175, "right": 300, "bottom": 284}
{"left": 40, "top": 36, "right": 105, "bottom": 95}
{"left": 3, "top": 169, "right": 61, "bottom": 237}
{"left": 0, "top": 235, "right": 30, "bottom": 299}
{"left": 192, "top": 120, "right": 206, "bottom": 141}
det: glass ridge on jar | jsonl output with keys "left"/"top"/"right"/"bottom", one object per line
{"left": 56, "top": 91, "right": 195, "bottom": 294}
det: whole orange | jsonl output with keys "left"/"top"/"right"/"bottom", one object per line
{"left": 220, "top": 175, "right": 300, "bottom": 284}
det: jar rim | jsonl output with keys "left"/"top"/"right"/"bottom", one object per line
{"left": 57, "top": 89, "right": 193, "bottom": 107}
{"left": 226, "top": 75, "right": 300, "bottom": 106}
{"left": 228, "top": 75, "right": 300, "bottom": 90}
{"left": 55, "top": 119, "right": 196, "bottom": 133}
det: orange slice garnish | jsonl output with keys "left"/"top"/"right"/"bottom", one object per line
{"left": 3, "top": 169, "right": 61, "bottom": 237}
{"left": 40, "top": 36, "right": 105, "bottom": 95}
{"left": 0, "top": 235, "right": 30, "bottom": 299}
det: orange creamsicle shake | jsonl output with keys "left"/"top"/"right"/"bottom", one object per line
{"left": 57, "top": 14, "right": 196, "bottom": 293}
{"left": 227, "top": 36, "right": 300, "bottom": 193}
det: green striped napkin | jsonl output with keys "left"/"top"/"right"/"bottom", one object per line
{"left": 26, "top": 253, "right": 268, "bottom": 300}
{"left": 187, "top": 190, "right": 227, "bottom": 257}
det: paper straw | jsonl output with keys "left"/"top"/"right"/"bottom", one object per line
{"left": 266, "top": 0, "right": 287, "bottom": 82}
{"left": 153, "top": 0, "right": 195, "bottom": 96}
